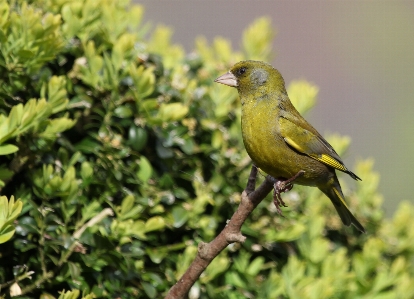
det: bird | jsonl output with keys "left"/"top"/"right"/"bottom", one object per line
{"left": 215, "top": 60, "right": 365, "bottom": 233}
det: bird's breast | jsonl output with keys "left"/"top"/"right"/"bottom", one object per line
{"left": 240, "top": 99, "right": 329, "bottom": 186}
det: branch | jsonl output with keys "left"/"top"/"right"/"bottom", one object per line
{"left": 165, "top": 166, "right": 276, "bottom": 299}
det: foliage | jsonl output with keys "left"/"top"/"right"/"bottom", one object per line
{"left": 0, "top": 0, "right": 412, "bottom": 298}
{"left": 0, "top": 196, "right": 22, "bottom": 244}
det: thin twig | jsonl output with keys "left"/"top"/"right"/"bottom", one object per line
{"left": 165, "top": 166, "right": 276, "bottom": 299}
{"left": 0, "top": 271, "right": 35, "bottom": 290}
{"left": 73, "top": 208, "right": 114, "bottom": 239}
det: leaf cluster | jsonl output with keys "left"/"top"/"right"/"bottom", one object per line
{"left": 0, "top": 1, "right": 413, "bottom": 298}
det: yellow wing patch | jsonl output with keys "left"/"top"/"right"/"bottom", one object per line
{"left": 281, "top": 119, "right": 351, "bottom": 174}
{"left": 311, "top": 153, "right": 348, "bottom": 172}
{"left": 283, "top": 137, "right": 304, "bottom": 153}
{"left": 285, "top": 136, "right": 348, "bottom": 172}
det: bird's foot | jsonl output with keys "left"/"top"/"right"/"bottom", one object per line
{"left": 273, "top": 187, "right": 287, "bottom": 215}
{"left": 273, "top": 170, "right": 305, "bottom": 214}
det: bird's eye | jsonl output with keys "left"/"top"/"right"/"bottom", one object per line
{"left": 238, "top": 67, "right": 246, "bottom": 75}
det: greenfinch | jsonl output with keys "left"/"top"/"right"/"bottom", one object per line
{"left": 215, "top": 60, "right": 365, "bottom": 233}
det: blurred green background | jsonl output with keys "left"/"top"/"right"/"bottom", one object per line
{"left": 135, "top": 0, "right": 414, "bottom": 215}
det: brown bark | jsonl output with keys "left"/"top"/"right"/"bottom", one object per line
{"left": 165, "top": 166, "right": 276, "bottom": 299}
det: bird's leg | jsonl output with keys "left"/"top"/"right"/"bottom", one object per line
{"left": 276, "top": 170, "right": 305, "bottom": 193}
{"left": 245, "top": 164, "right": 258, "bottom": 194}
{"left": 273, "top": 170, "right": 305, "bottom": 214}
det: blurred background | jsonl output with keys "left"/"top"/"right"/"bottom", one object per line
{"left": 134, "top": 0, "right": 414, "bottom": 216}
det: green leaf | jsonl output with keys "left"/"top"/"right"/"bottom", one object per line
{"left": 58, "top": 289, "right": 80, "bottom": 299}
{"left": 0, "top": 144, "right": 18, "bottom": 155}
{"left": 60, "top": 166, "right": 76, "bottom": 192}
{"left": 75, "top": 138, "right": 101, "bottom": 153}
{"left": 120, "top": 195, "right": 135, "bottom": 215}
{"left": 225, "top": 271, "right": 246, "bottom": 289}
{"left": 68, "top": 261, "right": 81, "bottom": 279}
{"left": 247, "top": 256, "right": 265, "bottom": 276}
{"left": 7, "top": 197, "right": 22, "bottom": 223}
{"left": 0, "top": 225, "right": 15, "bottom": 244}
{"left": 129, "top": 65, "right": 155, "bottom": 100}
{"left": 203, "top": 256, "right": 229, "bottom": 283}
{"left": 142, "top": 282, "right": 156, "bottom": 298}
{"left": 144, "top": 216, "right": 165, "bottom": 232}
{"left": 128, "top": 126, "right": 148, "bottom": 152}
{"left": 158, "top": 103, "right": 189, "bottom": 122}
{"left": 40, "top": 118, "right": 76, "bottom": 139}
{"left": 114, "top": 105, "right": 133, "bottom": 118}
{"left": 120, "top": 205, "right": 144, "bottom": 221}
{"left": 80, "top": 161, "right": 93, "bottom": 181}
{"left": 137, "top": 156, "right": 152, "bottom": 182}
{"left": 131, "top": 220, "right": 146, "bottom": 239}
{"left": 0, "top": 196, "right": 22, "bottom": 233}
{"left": 171, "top": 206, "right": 188, "bottom": 228}
{"left": 146, "top": 248, "right": 167, "bottom": 264}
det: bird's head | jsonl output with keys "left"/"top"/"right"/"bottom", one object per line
{"left": 215, "top": 60, "right": 286, "bottom": 97}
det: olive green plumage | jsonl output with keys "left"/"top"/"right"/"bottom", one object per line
{"left": 215, "top": 60, "right": 365, "bottom": 233}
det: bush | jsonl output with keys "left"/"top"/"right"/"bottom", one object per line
{"left": 1, "top": 1, "right": 414, "bottom": 298}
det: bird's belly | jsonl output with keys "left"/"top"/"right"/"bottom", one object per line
{"left": 242, "top": 118, "right": 328, "bottom": 186}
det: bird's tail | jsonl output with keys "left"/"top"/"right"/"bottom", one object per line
{"left": 319, "top": 176, "right": 365, "bottom": 233}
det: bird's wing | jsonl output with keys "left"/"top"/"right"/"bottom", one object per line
{"left": 279, "top": 116, "right": 361, "bottom": 180}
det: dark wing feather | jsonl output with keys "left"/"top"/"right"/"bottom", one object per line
{"left": 279, "top": 116, "right": 361, "bottom": 180}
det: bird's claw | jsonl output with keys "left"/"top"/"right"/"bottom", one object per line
{"left": 272, "top": 170, "right": 305, "bottom": 214}
{"left": 273, "top": 190, "right": 286, "bottom": 215}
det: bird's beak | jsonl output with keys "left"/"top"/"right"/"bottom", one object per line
{"left": 214, "top": 71, "right": 238, "bottom": 87}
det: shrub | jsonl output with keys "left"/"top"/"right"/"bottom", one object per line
{"left": 1, "top": 1, "right": 413, "bottom": 298}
